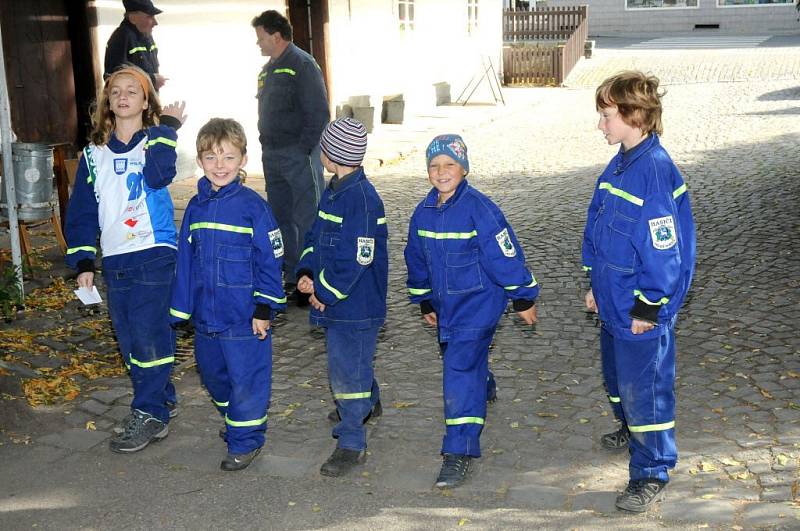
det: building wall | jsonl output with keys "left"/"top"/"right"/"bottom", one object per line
{"left": 544, "top": 0, "right": 798, "bottom": 35}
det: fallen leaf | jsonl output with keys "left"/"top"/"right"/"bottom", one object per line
{"left": 759, "top": 388, "right": 774, "bottom": 400}
{"left": 579, "top": 418, "right": 589, "bottom": 424}
{"left": 392, "top": 401, "right": 416, "bottom": 409}
{"left": 733, "top": 471, "right": 751, "bottom": 480}
{"left": 776, "top": 454, "right": 790, "bottom": 466}
{"left": 312, "top": 505, "right": 321, "bottom": 512}
{"left": 719, "top": 457, "right": 741, "bottom": 467}
{"left": 85, "top": 420, "right": 96, "bottom": 431}
{"left": 458, "top": 518, "right": 469, "bottom": 526}
{"left": 537, "top": 412, "right": 558, "bottom": 418}
{"left": 698, "top": 461, "right": 718, "bottom": 472}
{"left": 288, "top": 501, "right": 296, "bottom": 507}
{"left": 509, "top": 422, "right": 519, "bottom": 428}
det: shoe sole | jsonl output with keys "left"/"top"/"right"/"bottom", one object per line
{"left": 615, "top": 491, "right": 665, "bottom": 513}
{"left": 221, "top": 447, "right": 262, "bottom": 472}
{"left": 109, "top": 425, "right": 169, "bottom": 454}
{"left": 320, "top": 454, "right": 366, "bottom": 477}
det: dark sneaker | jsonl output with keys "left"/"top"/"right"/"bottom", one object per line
{"left": 615, "top": 479, "right": 667, "bottom": 513}
{"left": 218, "top": 425, "right": 226, "bottom": 439}
{"left": 601, "top": 425, "right": 630, "bottom": 450}
{"left": 487, "top": 379, "right": 498, "bottom": 403}
{"left": 167, "top": 401, "right": 179, "bottom": 418}
{"left": 114, "top": 403, "right": 176, "bottom": 434}
{"left": 319, "top": 447, "right": 366, "bottom": 477}
{"left": 220, "top": 447, "right": 262, "bottom": 471}
{"left": 435, "top": 454, "right": 472, "bottom": 488}
{"left": 327, "top": 400, "right": 383, "bottom": 424}
{"left": 109, "top": 409, "right": 168, "bottom": 453}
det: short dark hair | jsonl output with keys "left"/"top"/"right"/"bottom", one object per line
{"left": 251, "top": 10, "right": 293, "bottom": 41}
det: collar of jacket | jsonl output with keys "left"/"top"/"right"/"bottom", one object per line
{"left": 197, "top": 176, "right": 243, "bottom": 202}
{"left": 122, "top": 18, "right": 149, "bottom": 41}
{"left": 267, "top": 42, "right": 297, "bottom": 69}
{"left": 423, "top": 178, "right": 470, "bottom": 209}
{"left": 613, "top": 133, "right": 659, "bottom": 175}
{"left": 107, "top": 129, "right": 147, "bottom": 153}
{"left": 329, "top": 167, "right": 365, "bottom": 196}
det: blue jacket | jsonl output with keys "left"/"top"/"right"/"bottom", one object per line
{"left": 295, "top": 167, "right": 388, "bottom": 329}
{"left": 582, "top": 134, "right": 696, "bottom": 340}
{"left": 170, "top": 178, "right": 286, "bottom": 334}
{"left": 104, "top": 19, "right": 159, "bottom": 87}
{"left": 404, "top": 180, "right": 539, "bottom": 341}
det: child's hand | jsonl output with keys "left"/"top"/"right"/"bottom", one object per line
{"left": 631, "top": 319, "right": 654, "bottom": 335}
{"left": 423, "top": 312, "right": 437, "bottom": 327}
{"left": 77, "top": 272, "right": 94, "bottom": 289}
{"left": 252, "top": 318, "right": 271, "bottom": 339}
{"left": 309, "top": 294, "right": 326, "bottom": 312}
{"left": 584, "top": 289, "right": 597, "bottom": 313}
{"left": 516, "top": 305, "right": 538, "bottom": 325}
{"left": 154, "top": 74, "right": 168, "bottom": 90}
{"left": 297, "top": 275, "right": 314, "bottom": 294}
{"left": 162, "top": 100, "right": 187, "bottom": 124}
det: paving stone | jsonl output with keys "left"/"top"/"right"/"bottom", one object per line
{"left": 507, "top": 484, "right": 568, "bottom": 510}
{"left": 37, "top": 429, "right": 111, "bottom": 451}
{"left": 660, "top": 498, "right": 736, "bottom": 525}
{"left": 742, "top": 502, "right": 800, "bottom": 527}
{"left": 79, "top": 399, "right": 110, "bottom": 416}
{"left": 89, "top": 388, "right": 131, "bottom": 405}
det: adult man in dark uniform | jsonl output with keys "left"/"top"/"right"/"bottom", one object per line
{"left": 104, "top": 0, "right": 166, "bottom": 90}
{"left": 252, "top": 10, "right": 329, "bottom": 304}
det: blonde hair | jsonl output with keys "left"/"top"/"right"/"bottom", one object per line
{"left": 196, "top": 118, "right": 248, "bottom": 179}
{"left": 89, "top": 65, "right": 161, "bottom": 146}
{"left": 595, "top": 71, "right": 664, "bottom": 136}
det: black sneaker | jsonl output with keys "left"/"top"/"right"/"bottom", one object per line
{"left": 435, "top": 454, "right": 472, "bottom": 488}
{"left": 601, "top": 425, "right": 630, "bottom": 450}
{"left": 109, "top": 409, "right": 168, "bottom": 453}
{"left": 327, "top": 400, "right": 383, "bottom": 423}
{"left": 615, "top": 479, "right": 667, "bottom": 513}
{"left": 167, "top": 401, "right": 179, "bottom": 418}
{"left": 320, "top": 447, "right": 366, "bottom": 477}
{"left": 220, "top": 447, "right": 262, "bottom": 471}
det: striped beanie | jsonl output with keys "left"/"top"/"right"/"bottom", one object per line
{"left": 319, "top": 118, "right": 368, "bottom": 167}
{"left": 426, "top": 134, "right": 469, "bottom": 174}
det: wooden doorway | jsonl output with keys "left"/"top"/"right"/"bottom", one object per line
{"left": 286, "top": 0, "right": 332, "bottom": 110}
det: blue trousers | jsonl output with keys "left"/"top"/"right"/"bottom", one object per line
{"left": 104, "top": 250, "right": 176, "bottom": 423}
{"left": 262, "top": 144, "right": 324, "bottom": 274}
{"left": 195, "top": 324, "right": 272, "bottom": 455}
{"left": 601, "top": 325, "right": 677, "bottom": 482}
{"left": 326, "top": 325, "right": 381, "bottom": 451}
{"left": 440, "top": 333, "right": 494, "bottom": 458}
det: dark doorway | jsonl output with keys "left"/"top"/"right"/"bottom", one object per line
{"left": 286, "top": 0, "right": 332, "bottom": 110}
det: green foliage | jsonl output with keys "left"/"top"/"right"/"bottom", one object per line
{"left": 0, "top": 263, "right": 23, "bottom": 320}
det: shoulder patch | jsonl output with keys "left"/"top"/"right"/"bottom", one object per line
{"left": 357, "top": 237, "right": 375, "bottom": 265}
{"left": 648, "top": 216, "right": 677, "bottom": 250}
{"left": 269, "top": 229, "right": 284, "bottom": 258}
{"left": 495, "top": 228, "right": 517, "bottom": 257}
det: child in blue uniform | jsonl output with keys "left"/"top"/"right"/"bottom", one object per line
{"left": 295, "top": 118, "right": 388, "bottom": 477}
{"left": 170, "top": 118, "right": 286, "bottom": 471}
{"left": 404, "top": 134, "right": 539, "bottom": 488}
{"left": 65, "top": 65, "right": 186, "bottom": 453}
{"left": 582, "top": 71, "right": 696, "bottom": 512}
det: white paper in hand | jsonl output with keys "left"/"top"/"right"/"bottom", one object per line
{"left": 74, "top": 286, "right": 103, "bottom": 305}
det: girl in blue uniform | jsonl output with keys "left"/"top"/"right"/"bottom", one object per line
{"left": 582, "top": 71, "right": 696, "bottom": 513}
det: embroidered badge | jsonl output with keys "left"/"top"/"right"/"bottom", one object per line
{"left": 114, "top": 158, "right": 128, "bottom": 175}
{"left": 648, "top": 216, "right": 677, "bottom": 250}
{"left": 357, "top": 237, "right": 375, "bottom": 265}
{"left": 495, "top": 228, "right": 516, "bottom": 257}
{"left": 269, "top": 229, "right": 284, "bottom": 258}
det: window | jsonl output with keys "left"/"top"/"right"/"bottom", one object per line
{"left": 468, "top": 0, "right": 479, "bottom": 34}
{"left": 398, "top": 0, "right": 415, "bottom": 31}
{"left": 717, "top": 0, "right": 792, "bottom": 6}
{"left": 626, "top": 0, "right": 698, "bottom": 8}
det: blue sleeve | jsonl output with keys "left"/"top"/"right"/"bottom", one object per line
{"left": 403, "top": 210, "right": 433, "bottom": 304}
{"left": 474, "top": 198, "right": 539, "bottom": 302}
{"left": 295, "top": 205, "right": 322, "bottom": 278}
{"left": 142, "top": 124, "right": 178, "bottom": 189}
{"left": 169, "top": 202, "right": 194, "bottom": 325}
{"left": 103, "top": 28, "right": 129, "bottom": 78}
{"left": 64, "top": 155, "right": 99, "bottom": 270}
{"left": 252, "top": 202, "right": 287, "bottom": 314}
{"left": 297, "top": 60, "right": 330, "bottom": 154}
{"left": 581, "top": 178, "right": 603, "bottom": 275}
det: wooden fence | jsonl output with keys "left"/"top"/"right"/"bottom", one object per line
{"left": 501, "top": 6, "right": 588, "bottom": 86}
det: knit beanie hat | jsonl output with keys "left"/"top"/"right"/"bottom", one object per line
{"left": 319, "top": 117, "right": 368, "bottom": 167}
{"left": 425, "top": 134, "right": 469, "bottom": 174}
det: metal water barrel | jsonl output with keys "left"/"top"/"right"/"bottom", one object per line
{"left": 0, "top": 143, "right": 55, "bottom": 222}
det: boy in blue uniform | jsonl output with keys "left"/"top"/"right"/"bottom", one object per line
{"left": 170, "top": 118, "right": 286, "bottom": 471}
{"left": 295, "top": 118, "right": 388, "bottom": 477}
{"left": 582, "top": 71, "right": 696, "bottom": 512}
{"left": 404, "top": 135, "right": 539, "bottom": 488}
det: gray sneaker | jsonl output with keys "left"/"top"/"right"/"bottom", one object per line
{"left": 113, "top": 403, "right": 177, "bottom": 434}
{"left": 109, "top": 409, "right": 168, "bottom": 453}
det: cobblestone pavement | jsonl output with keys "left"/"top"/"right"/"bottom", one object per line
{"left": 2, "top": 42, "right": 800, "bottom": 529}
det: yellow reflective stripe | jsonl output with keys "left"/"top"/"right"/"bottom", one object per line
{"left": 146, "top": 137, "right": 177, "bottom": 148}
{"left": 607, "top": 395, "right": 621, "bottom": 403}
{"left": 319, "top": 269, "right": 347, "bottom": 300}
{"left": 628, "top": 420, "right": 675, "bottom": 433}
{"left": 226, "top": 413, "right": 268, "bottom": 427}
{"left": 582, "top": 265, "right": 592, "bottom": 272}
{"left": 213, "top": 399, "right": 229, "bottom": 407}
{"left": 408, "top": 287, "right": 431, "bottom": 295}
{"left": 377, "top": 217, "right": 387, "bottom": 225}
{"left": 599, "top": 182, "right": 644, "bottom": 207}
{"left": 334, "top": 391, "right": 371, "bottom": 400}
{"left": 129, "top": 354, "right": 174, "bottom": 368}
{"left": 633, "top": 289, "right": 669, "bottom": 305}
{"left": 273, "top": 68, "right": 296, "bottom": 75}
{"left": 128, "top": 46, "right": 148, "bottom": 54}
{"left": 66, "top": 246, "right": 97, "bottom": 255}
{"left": 254, "top": 291, "right": 287, "bottom": 304}
{"left": 504, "top": 276, "right": 538, "bottom": 290}
{"left": 318, "top": 210, "right": 343, "bottom": 223}
{"left": 673, "top": 183, "right": 687, "bottom": 199}
{"left": 169, "top": 308, "right": 191, "bottom": 320}
{"left": 149, "top": 43, "right": 157, "bottom": 51}
{"left": 189, "top": 222, "right": 253, "bottom": 235}
{"left": 445, "top": 416, "right": 485, "bottom": 426}
{"left": 299, "top": 246, "right": 314, "bottom": 260}
{"left": 417, "top": 229, "right": 477, "bottom": 240}
{"left": 258, "top": 72, "right": 267, "bottom": 80}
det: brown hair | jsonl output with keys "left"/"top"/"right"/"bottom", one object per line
{"left": 89, "top": 65, "right": 161, "bottom": 146}
{"left": 595, "top": 71, "right": 664, "bottom": 136}
{"left": 196, "top": 118, "right": 248, "bottom": 179}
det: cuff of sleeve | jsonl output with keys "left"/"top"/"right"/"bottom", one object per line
{"left": 160, "top": 114, "right": 182, "bottom": 130}
{"left": 630, "top": 298, "right": 660, "bottom": 324}
{"left": 253, "top": 303, "right": 273, "bottom": 321}
{"left": 512, "top": 299, "right": 535, "bottom": 312}
{"left": 76, "top": 259, "right": 95, "bottom": 274}
{"left": 296, "top": 269, "right": 313, "bottom": 282}
{"left": 420, "top": 300, "right": 434, "bottom": 315}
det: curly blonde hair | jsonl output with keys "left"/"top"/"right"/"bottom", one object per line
{"left": 595, "top": 71, "right": 665, "bottom": 136}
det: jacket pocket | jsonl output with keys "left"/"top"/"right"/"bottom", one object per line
{"left": 445, "top": 250, "right": 483, "bottom": 295}
{"left": 216, "top": 244, "right": 252, "bottom": 288}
